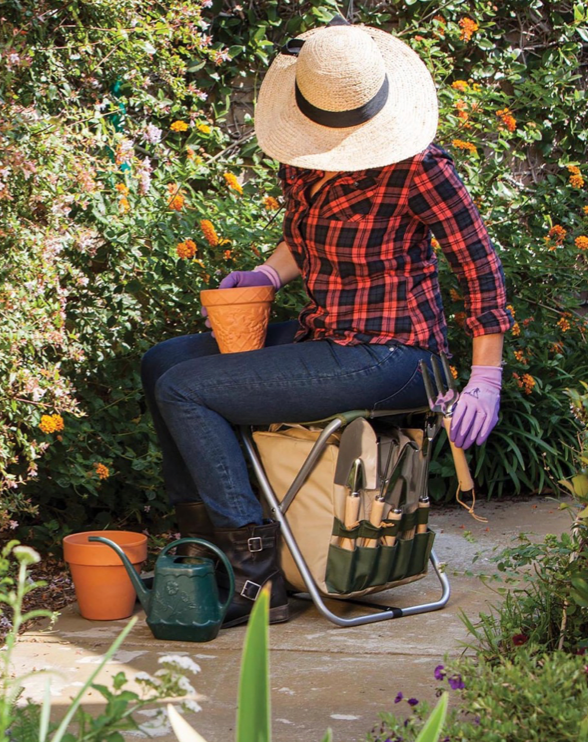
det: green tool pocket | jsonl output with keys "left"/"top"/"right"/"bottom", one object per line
{"left": 325, "top": 524, "right": 436, "bottom": 595}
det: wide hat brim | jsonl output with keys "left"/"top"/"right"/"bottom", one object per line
{"left": 254, "top": 25, "right": 439, "bottom": 172}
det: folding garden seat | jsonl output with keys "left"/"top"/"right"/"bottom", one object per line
{"left": 239, "top": 406, "right": 451, "bottom": 627}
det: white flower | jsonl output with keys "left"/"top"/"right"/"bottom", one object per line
{"left": 144, "top": 42, "right": 157, "bottom": 55}
{"left": 13, "top": 546, "right": 41, "bottom": 565}
{"left": 143, "top": 124, "right": 162, "bottom": 145}
{"left": 158, "top": 655, "right": 201, "bottom": 674}
{"left": 183, "top": 699, "right": 202, "bottom": 713}
{"left": 134, "top": 671, "right": 154, "bottom": 682}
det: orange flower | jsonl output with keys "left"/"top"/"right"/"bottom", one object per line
{"left": 452, "top": 80, "right": 469, "bottom": 92}
{"left": 449, "top": 288, "right": 462, "bottom": 302}
{"left": 575, "top": 235, "right": 588, "bottom": 250}
{"left": 496, "top": 108, "right": 517, "bottom": 132}
{"left": 568, "top": 165, "right": 584, "bottom": 189}
{"left": 507, "top": 304, "right": 516, "bottom": 318}
{"left": 200, "top": 219, "right": 219, "bottom": 247}
{"left": 116, "top": 183, "right": 129, "bottom": 195}
{"left": 459, "top": 17, "right": 479, "bottom": 41}
{"left": 450, "top": 366, "right": 458, "bottom": 379}
{"left": 521, "top": 374, "right": 535, "bottom": 394}
{"left": 431, "top": 237, "right": 440, "bottom": 251}
{"left": 558, "top": 316, "right": 571, "bottom": 332}
{"left": 94, "top": 462, "right": 110, "bottom": 480}
{"left": 176, "top": 239, "right": 197, "bottom": 259}
{"left": 264, "top": 196, "right": 280, "bottom": 211}
{"left": 454, "top": 311, "right": 467, "bottom": 328}
{"left": 548, "top": 225, "right": 567, "bottom": 244}
{"left": 514, "top": 350, "right": 527, "bottom": 363}
{"left": 511, "top": 321, "right": 521, "bottom": 337}
{"left": 223, "top": 172, "right": 243, "bottom": 195}
{"left": 186, "top": 147, "right": 196, "bottom": 159}
{"left": 583, "top": 205, "right": 588, "bottom": 216}
{"left": 170, "top": 121, "right": 189, "bottom": 132}
{"left": 119, "top": 196, "right": 130, "bottom": 214}
{"left": 167, "top": 184, "right": 185, "bottom": 211}
{"left": 223, "top": 249, "right": 232, "bottom": 260}
{"left": 39, "top": 414, "right": 64, "bottom": 434}
{"left": 452, "top": 139, "right": 477, "bottom": 154}
{"left": 550, "top": 341, "right": 564, "bottom": 355}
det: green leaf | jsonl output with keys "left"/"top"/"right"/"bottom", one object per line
{"left": 321, "top": 730, "right": 333, "bottom": 742}
{"left": 414, "top": 692, "right": 449, "bottom": 742}
{"left": 236, "top": 586, "right": 270, "bottom": 742}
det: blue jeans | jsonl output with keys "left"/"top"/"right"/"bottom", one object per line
{"left": 141, "top": 321, "right": 436, "bottom": 528}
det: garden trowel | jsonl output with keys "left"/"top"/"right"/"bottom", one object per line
{"left": 334, "top": 417, "right": 379, "bottom": 491}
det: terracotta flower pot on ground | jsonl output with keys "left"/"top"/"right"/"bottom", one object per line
{"left": 200, "top": 286, "right": 275, "bottom": 354}
{"left": 62, "top": 530, "right": 148, "bottom": 620}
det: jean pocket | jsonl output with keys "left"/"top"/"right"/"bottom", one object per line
{"left": 372, "top": 362, "right": 428, "bottom": 411}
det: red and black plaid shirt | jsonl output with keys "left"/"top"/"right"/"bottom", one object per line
{"left": 279, "top": 143, "right": 513, "bottom": 354}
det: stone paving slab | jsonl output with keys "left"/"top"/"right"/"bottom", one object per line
{"left": 12, "top": 496, "right": 571, "bottom": 741}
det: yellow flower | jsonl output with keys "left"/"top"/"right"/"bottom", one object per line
{"left": 451, "top": 80, "right": 469, "bottom": 92}
{"left": 583, "top": 205, "right": 588, "bottom": 216}
{"left": 450, "top": 366, "right": 458, "bottom": 379}
{"left": 115, "top": 183, "right": 129, "bottom": 195}
{"left": 39, "top": 414, "right": 64, "bottom": 434}
{"left": 170, "top": 121, "right": 189, "bottom": 132}
{"left": 176, "top": 239, "right": 197, "bottom": 259}
{"left": 264, "top": 196, "right": 280, "bottom": 211}
{"left": 521, "top": 374, "right": 536, "bottom": 395}
{"left": 459, "top": 17, "right": 479, "bottom": 41}
{"left": 119, "top": 196, "right": 130, "bottom": 214}
{"left": 514, "top": 350, "right": 527, "bottom": 363}
{"left": 223, "top": 172, "right": 243, "bottom": 195}
{"left": 575, "top": 235, "right": 588, "bottom": 250}
{"left": 507, "top": 304, "right": 516, "bottom": 318}
{"left": 94, "top": 463, "right": 110, "bottom": 480}
{"left": 431, "top": 237, "right": 440, "bottom": 251}
{"left": 511, "top": 321, "right": 521, "bottom": 337}
{"left": 196, "top": 122, "right": 211, "bottom": 134}
{"left": 200, "top": 219, "right": 219, "bottom": 247}
{"left": 557, "top": 316, "right": 571, "bottom": 332}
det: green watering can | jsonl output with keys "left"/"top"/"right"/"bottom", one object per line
{"left": 89, "top": 536, "right": 234, "bottom": 643}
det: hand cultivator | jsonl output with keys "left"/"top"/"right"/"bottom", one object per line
{"left": 419, "top": 353, "right": 487, "bottom": 522}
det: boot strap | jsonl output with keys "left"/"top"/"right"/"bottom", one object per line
{"left": 248, "top": 536, "right": 264, "bottom": 552}
{"left": 241, "top": 579, "right": 262, "bottom": 601}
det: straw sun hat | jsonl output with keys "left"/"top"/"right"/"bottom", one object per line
{"left": 254, "top": 18, "right": 438, "bottom": 172}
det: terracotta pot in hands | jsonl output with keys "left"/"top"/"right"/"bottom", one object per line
{"left": 200, "top": 286, "right": 275, "bottom": 353}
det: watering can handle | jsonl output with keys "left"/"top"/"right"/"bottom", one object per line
{"left": 162, "top": 538, "right": 236, "bottom": 615}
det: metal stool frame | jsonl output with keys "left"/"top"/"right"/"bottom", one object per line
{"left": 240, "top": 408, "right": 451, "bottom": 627}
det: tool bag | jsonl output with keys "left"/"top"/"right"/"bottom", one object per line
{"left": 252, "top": 421, "right": 435, "bottom": 599}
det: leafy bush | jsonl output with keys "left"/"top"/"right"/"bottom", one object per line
{"left": 367, "top": 649, "right": 588, "bottom": 742}
{"left": 1, "top": 0, "right": 587, "bottom": 546}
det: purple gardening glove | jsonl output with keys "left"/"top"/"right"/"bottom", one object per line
{"left": 202, "top": 265, "right": 282, "bottom": 328}
{"left": 449, "top": 365, "right": 502, "bottom": 449}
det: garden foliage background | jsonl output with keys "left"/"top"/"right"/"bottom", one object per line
{"left": 1, "top": 0, "right": 587, "bottom": 548}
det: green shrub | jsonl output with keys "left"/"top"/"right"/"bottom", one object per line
{"left": 368, "top": 650, "right": 588, "bottom": 742}
{"left": 1, "top": 0, "right": 587, "bottom": 545}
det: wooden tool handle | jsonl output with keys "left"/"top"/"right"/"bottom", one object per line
{"left": 443, "top": 417, "right": 475, "bottom": 492}
{"left": 340, "top": 494, "right": 361, "bottom": 551}
{"left": 416, "top": 498, "right": 430, "bottom": 535}
{"left": 364, "top": 497, "right": 386, "bottom": 548}
{"left": 381, "top": 509, "right": 402, "bottom": 547}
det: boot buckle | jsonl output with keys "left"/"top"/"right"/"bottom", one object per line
{"left": 241, "top": 579, "right": 262, "bottom": 601}
{"left": 247, "top": 536, "right": 263, "bottom": 552}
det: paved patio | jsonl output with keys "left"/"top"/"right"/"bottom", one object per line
{"left": 13, "top": 496, "right": 571, "bottom": 741}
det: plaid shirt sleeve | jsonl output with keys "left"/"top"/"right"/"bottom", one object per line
{"left": 408, "top": 145, "right": 513, "bottom": 337}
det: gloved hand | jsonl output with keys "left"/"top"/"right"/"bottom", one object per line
{"left": 202, "top": 265, "right": 282, "bottom": 328}
{"left": 219, "top": 265, "right": 282, "bottom": 290}
{"left": 449, "top": 366, "right": 502, "bottom": 449}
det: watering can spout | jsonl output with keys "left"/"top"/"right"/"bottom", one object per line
{"left": 88, "top": 536, "right": 151, "bottom": 612}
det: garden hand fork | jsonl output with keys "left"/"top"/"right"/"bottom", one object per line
{"left": 419, "top": 353, "right": 487, "bottom": 522}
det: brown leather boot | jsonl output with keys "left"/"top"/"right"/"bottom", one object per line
{"left": 214, "top": 521, "right": 289, "bottom": 628}
{"left": 174, "top": 502, "right": 216, "bottom": 559}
